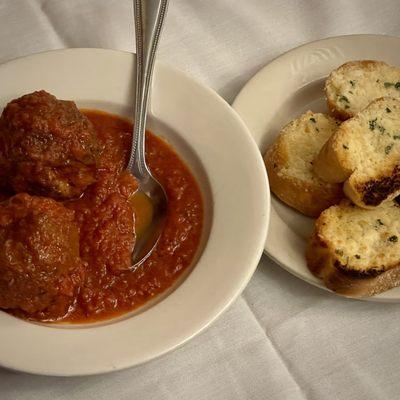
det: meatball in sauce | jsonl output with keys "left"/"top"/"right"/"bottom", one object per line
{"left": 0, "top": 92, "right": 204, "bottom": 323}
{"left": 0, "top": 194, "right": 84, "bottom": 321}
{"left": 0, "top": 91, "right": 101, "bottom": 199}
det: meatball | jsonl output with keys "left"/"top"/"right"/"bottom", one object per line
{"left": 0, "top": 91, "right": 101, "bottom": 199}
{"left": 0, "top": 194, "right": 84, "bottom": 320}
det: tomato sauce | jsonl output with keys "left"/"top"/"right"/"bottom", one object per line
{"left": 62, "top": 110, "right": 203, "bottom": 322}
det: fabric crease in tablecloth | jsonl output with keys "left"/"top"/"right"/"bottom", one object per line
{"left": 1, "top": 0, "right": 400, "bottom": 399}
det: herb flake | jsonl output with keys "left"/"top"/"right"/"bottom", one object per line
{"left": 384, "top": 82, "right": 400, "bottom": 89}
{"left": 385, "top": 144, "right": 393, "bottom": 154}
{"left": 342, "top": 144, "right": 349, "bottom": 150}
{"left": 339, "top": 95, "right": 350, "bottom": 103}
{"left": 350, "top": 80, "right": 355, "bottom": 86}
{"left": 309, "top": 117, "right": 316, "bottom": 123}
{"left": 389, "top": 235, "right": 398, "bottom": 243}
{"left": 386, "top": 107, "right": 392, "bottom": 113}
{"left": 369, "top": 118, "right": 377, "bottom": 130}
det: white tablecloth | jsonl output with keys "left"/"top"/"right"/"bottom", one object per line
{"left": 1, "top": 1, "right": 400, "bottom": 399}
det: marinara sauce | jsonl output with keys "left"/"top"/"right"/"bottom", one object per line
{"left": 63, "top": 110, "right": 203, "bottom": 322}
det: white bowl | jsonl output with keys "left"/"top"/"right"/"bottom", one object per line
{"left": 0, "top": 49, "right": 269, "bottom": 376}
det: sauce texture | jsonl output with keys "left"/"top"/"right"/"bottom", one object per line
{"left": 63, "top": 111, "right": 204, "bottom": 322}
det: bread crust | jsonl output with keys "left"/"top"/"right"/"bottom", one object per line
{"left": 306, "top": 200, "right": 400, "bottom": 297}
{"left": 344, "top": 172, "right": 400, "bottom": 209}
{"left": 265, "top": 158, "right": 342, "bottom": 218}
{"left": 307, "top": 230, "right": 400, "bottom": 297}
{"left": 265, "top": 132, "right": 343, "bottom": 218}
{"left": 326, "top": 97, "right": 352, "bottom": 121}
{"left": 325, "top": 60, "right": 390, "bottom": 120}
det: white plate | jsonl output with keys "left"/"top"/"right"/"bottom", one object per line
{"left": 0, "top": 49, "right": 269, "bottom": 375}
{"left": 233, "top": 34, "right": 400, "bottom": 302}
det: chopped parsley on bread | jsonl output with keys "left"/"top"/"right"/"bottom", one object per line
{"left": 313, "top": 97, "right": 400, "bottom": 209}
{"left": 264, "top": 111, "right": 343, "bottom": 217}
{"left": 306, "top": 199, "right": 400, "bottom": 297}
{"left": 325, "top": 60, "right": 400, "bottom": 120}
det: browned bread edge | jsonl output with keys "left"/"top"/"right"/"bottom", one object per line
{"left": 306, "top": 230, "right": 400, "bottom": 297}
{"left": 264, "top": 144, "right": 343, "bottom": 218}
{"left": 344, "top": 166, "right": 400, "bottom": 208}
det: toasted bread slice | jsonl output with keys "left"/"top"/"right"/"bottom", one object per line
{"left": 325, "top": 60, "right": 400, "bottom": 120}
{"left": 313, "top": 97, "right": 400, "bottom": 208}
{"left": 306, "top": 199, "right": 400, "bottom": 297}
{"left": 264, "top": 111, "right": 343, "bottom": 217}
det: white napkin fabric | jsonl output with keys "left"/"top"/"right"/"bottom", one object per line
{"left": 0, "top": 1, "right": 400, "bottom": 399}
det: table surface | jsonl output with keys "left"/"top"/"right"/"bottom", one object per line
{"left": 1, "top": 1, "right": 400, "bottom": 399}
